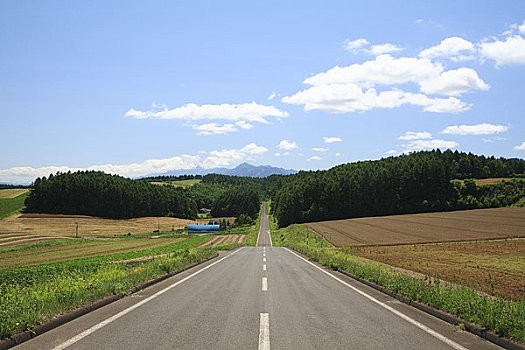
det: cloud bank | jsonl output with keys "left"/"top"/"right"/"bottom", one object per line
{"left": 0, "top": 143, "right": 269, "bottom": 184}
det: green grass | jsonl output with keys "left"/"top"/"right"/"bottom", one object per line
{"left": 244, "top": 208, "right": 262, "bottom": 246}
{"left": 271, "top": 222, "right": 525, "bottom": 343}
{"left": 0, "top": 192, "right": 28, "bottom": 219}
{"left": 0, "top": 235, "right": 217, "bottom": 339}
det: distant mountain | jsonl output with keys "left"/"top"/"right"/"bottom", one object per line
{"left": 149, "top": 163, "right": 297, "bottom": 178}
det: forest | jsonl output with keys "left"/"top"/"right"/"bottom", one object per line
{"left": 24, "top": 171, "right": 197, "bottom": 219}
{"left": 23, "top": 150, "right": 525, "bottom": 223}
{"left": 271, "top": 150, "right": 525, "bottom": 227}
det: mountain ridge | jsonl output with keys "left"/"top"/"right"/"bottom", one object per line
{"left": 146, "top": 162, "right": 297, "bottom": 178}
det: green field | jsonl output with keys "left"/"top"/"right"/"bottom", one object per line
{"left": 0, "top": 234, "right": 217, "bottom": 339}
{"left": 150, "top": 179, "right": 201, "bottom": 188}
{"left": 0, "top": 191, "right": 28, "bottom": 219}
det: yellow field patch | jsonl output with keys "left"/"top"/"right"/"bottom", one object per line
{"left": 0, "top": 189, "right": 29, "bottom": 199}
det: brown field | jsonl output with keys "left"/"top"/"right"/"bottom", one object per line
{"left": 198, "top": 234, "right": 245, "bottom": 248}
{"left": 0, "top": 236, "right": 186, "bottom": 269}
{"left": 306, "top": 207, "right": 525, "bottom": 247}
{"left": 0, "top": 214, "right": 196, "bottom": 246}
{"left": 354, "top": 239, "right": 525, "bottom": 300}
{"left": 0, "top": 189, "right": 29, "bottom": 199}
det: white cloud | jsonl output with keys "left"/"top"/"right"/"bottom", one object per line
{"left": 441, "top": 123, "right": 509, "bottom": 135}
{"left": 277, "top": 140, "right": 298, "bottom": 151}
{"left": 482, "top": 136, "right": 507, "bottom": 143}
{"left": 0, "top": 144, "right": 269, "bottom": 184}
{"left": 386, "top": 149, "right": 397, "bottom": 155}
{"left": 125, "top": 102, "right": 288, "bottom": 135}
{"left": 235, "top": 121, "right": 254, "bottom": 130}
{"left": 344, "top": 38, "right": 369, "bottom": 52}
{"left": 282, "top": 53, "right": 481, "bottom": 114}
{"left": 283, "top": 84, "right": 470, "bottom": 114}
{"left": 419, "top": 68, "right": 489, "bottom": 96}
{"left": 191, "top": 120, "right": 253, "bottom": 135}
{"left": 398, "top": 131, "right": 432, "bottom": 141}
{"left": 366, "top": 43, "right": 404, "bottom": 56}
{"left": 335, "top": 153, "right": 341, "bottom": 156}
{"left": 202, "top": 143, "right": 268, "bottom": 168}
{"left": 323, "top": 136, "right": 343, "bottom": 143}
{"left": 308, "top": 156, "right": 322, "bottom": 161}
{"left": 403, "top": 139, "right": 459, "bottom": 151}
{"left": 312, "top": 147, "right": 329, "bottom": 152}
{"left": 515, "top": 142, "right": 525, "bottom": 151}
{"left": 419, "top": 37, "right": 475, "bottom": 61}
{"left": 302, "top": 54, "right": 441, "bottom": 88}
{"left": 479, "top": 35, "right": 525, "bottom": 66}
{"left": 192, "top": 123, "right": 238, "bottom": 135}
{"left": 519, "top": 21, "right": 525, "bottom": 34}
{"left": 268, "top": 92, "right": 277, "bottom": 100}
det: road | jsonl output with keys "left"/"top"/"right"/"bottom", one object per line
{"left": 14, "top": 203, "right": 502, "bottom": 350}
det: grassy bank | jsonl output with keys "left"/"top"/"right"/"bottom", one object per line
{"left": 0, "top": 192, "right": 28, "bottom": 219}
{"left": 0, "top": 236, "right": 217, "bottom": 339}
{"left": 271, "top": 223, "right": 525, "bottom": 343}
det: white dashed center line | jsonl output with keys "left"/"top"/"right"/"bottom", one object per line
{"left": 262, "top": 277, "right": 268, "bottom": 291}
{"left": 258, "top": 313, "right": 270, "bottom": 350}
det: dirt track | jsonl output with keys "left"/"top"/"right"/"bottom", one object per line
{"left": 306, "top": 207, "right": 525, "bottom": 247}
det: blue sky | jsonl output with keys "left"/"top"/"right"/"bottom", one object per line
{"left": 1, "top": 1, "right": 525, "bottom": 183}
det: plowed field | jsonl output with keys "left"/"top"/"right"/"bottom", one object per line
{"left": 198, "top": 234, "right": 245, "bottom": 247}
{"left": 355, "top": 238, "right": 525, "bottom": 300}
{"left": 306, "top": 207, "right": 525, "bottom": 247}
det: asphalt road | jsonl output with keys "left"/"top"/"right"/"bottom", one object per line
{"left": 14, "top": 205, "right": 503, "bottom": 350}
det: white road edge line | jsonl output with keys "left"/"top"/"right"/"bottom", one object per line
{"left": 267, "top": 230, "right": 273, "bottom": 247}
{"left": 263, "top": 264, "right": 267, "bottom": 271}
{"left": 51, "top": 248, "right": 245, "bottom": 350}
{"left": 284, "top": 248, "right": 468, "bottom": 350}
{"left": 262, "top": 277, "right": 268, "bottom": 291}
{"left": 258, "top": 313, "right": 270, "bottom": 350}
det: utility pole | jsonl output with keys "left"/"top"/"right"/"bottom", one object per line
{"left": 75, "top": 222, "right": 79, "bottom": 238}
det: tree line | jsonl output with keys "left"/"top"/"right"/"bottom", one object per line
{"left": 25, "top": 171, "right": 197, "bottom": 219}
{"left": 23, "top": 150, "right": 524, "bottom": 224}
{"left": 271, "top": 150, "right": 525, "bottom": 227}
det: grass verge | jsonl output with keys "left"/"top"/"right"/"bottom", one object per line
{"left": 0, "top": 236, "right": 217, "bottom": 339}
{"left": 271, "top": 223, "right": 525, "bottom": 344}
{"left": 243, "top": 205, "right": 263, "bottom": 246}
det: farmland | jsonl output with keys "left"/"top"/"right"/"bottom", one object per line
{"left": 0, "top": 214, "right": 195, "bottom": 246}
{"left": 0, "top": 189, "right": 29, "bottom": 199}
{"left": 355, "top": 239, "right": 525, "bottom": 300}
{"left": 198, "top": 234, "right": 245, "bottom": 248}
{"left": 271, "top": 222, "right": 525, "bottom": 342}
{"left": 0, "top": 190, "right": 28, "bottom": 219}
{"left": 0, "top": 235, "right": 217, "bottom": 339}
{"left": 306, "top": 207, "right": 525, "bottom": 247}
{"left": 150, "top": 179, "right": 201, "bottom": 188}
{"left": 0, "top": 236, "right": 188, "bottom": 268}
